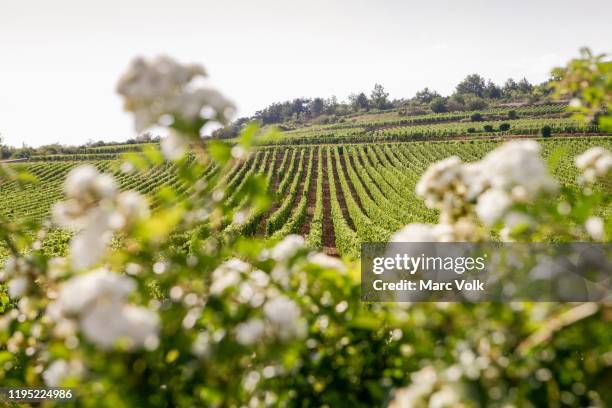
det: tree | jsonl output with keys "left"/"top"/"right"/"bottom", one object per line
{"left": 503, "top": 78, "right": 519, "bottom": 97}
{"left": 455, "top": 74, "right": 486, "bottom": 97}
{"left": 325, "top": 96, "right": 339, "bottom": 115}
{"left": 308, "top": 97, "right": 325, "bottom": 117}
{"left": 517, "top": 77, "right": 533, "bottom": 94}
{"left": 430, "top": 97, "right": 448, "bottom": 113}
{"left": 414, "top": 87, "right": 441, "bottom": 104}
{"left": 349, "top": 92, "right": 370, "bottom": 111}
{"left": 483, "top": 80, "right": 502, "bottom": 99}
{"left": 290, "top": 98, "right": 309, "bottom": 119}
{"left": 370, "top": 84, "right": 390, "bottom": 110}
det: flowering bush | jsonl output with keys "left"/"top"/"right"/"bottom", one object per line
{"left": 0, "top": 54, "right": 611, "bottom": 407}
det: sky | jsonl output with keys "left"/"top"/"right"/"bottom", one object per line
{"left": 1, "top": 0, "right": 611, "bottom": 147}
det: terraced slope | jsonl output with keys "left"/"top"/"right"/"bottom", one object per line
{"left": 257, "top": 103, "right": 609, "bottom": 145}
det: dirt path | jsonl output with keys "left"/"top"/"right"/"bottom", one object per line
{"left": 321, "top": 149, "right": 338, "bottom": 256}
{"left": 255, "top": 150, "right": 288, "bottom": 236}
{"left": 329, "top": 148, "right": 356, "bottom": 231}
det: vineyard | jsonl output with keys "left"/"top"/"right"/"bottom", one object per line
{"left": 2, "top": 135, "right": 611, "bottom": 260}
{"left": 2, "top": 45, "right": 611, "bottom": 406}
{"left": 256, "top": 103, "right": 609, "bottom": 145}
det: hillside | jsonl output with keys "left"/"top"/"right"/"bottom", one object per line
{"left": 2, "top": 124, "right": 610, "bottom": 259}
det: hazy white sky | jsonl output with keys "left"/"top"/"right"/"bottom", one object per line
{"left": 1, "top": 0, "right": 611, "bottom": 147}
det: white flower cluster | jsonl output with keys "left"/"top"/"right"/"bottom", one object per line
{"left": 235, "top": 294, "right": 306, "bottom": 346}
{"left": 48, "top": 268, "right": 159, "bottom": 350}
{"left": 209, "top": 236, "right": 344, "bottom": 347}
{"left": 388, "top": 367, "right": 460, "bottom": 408}
{"left": 52, "top": 165, "right": 149, "bottom": 269}
{"left": 388, "top": 344, "right": 491, "bottom": 407}
{"left": 416, "top": 156, "right": 472, "bottom": 223}
{"left": 116, "top": 56, "right": 235, "bottom": 160}
{"left": 210, "top": 255, "right": 306, "bottom": 346}
{"left": 0, "top": 256, "right": 35, "bottom": 298}
{"left": 43, "top": 359, "right": 85, "bottom": 387}
{"left": 575, "top": 147, "right": 612, "bottom": 184}
{"left": 406, "top": 141, "right": 558, "bottom": 242}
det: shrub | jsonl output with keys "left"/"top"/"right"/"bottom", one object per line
{"left": 467, "top": 127, "right": 477, "bottom": 133}
{"left": 508, "top": 110, "right": 518, "bottom": 119}
{"left": 483, "top": 125, "right": 494, "bottom": 132}
{"left": 541, "top": 125, "right": 552, "bottom": 137}
{"left": 430, "top": 97, "right": 448, "bottom": 113}
{"left": 465, "top": 95, "right": 488, "bottom": 111}
{"left": 470, "top": 113, "right": 483, "bottom": 122}
{"left": 499, "top": 123, "right": 511, "bottom": 131}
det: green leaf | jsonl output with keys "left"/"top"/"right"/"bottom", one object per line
{"left": 208, "top": 140, "right": 231, "bottom": 165}
{"left": 122, "top": 152, "right": 151, "bottom": 171}
{"left": 599, "top": 115, "right": 612, "bottom": 132}
{"left": 238, "top": 122, "right": 260, "bottom": 148}
{"left": 142, "top": 144, "right": 164, "bottom": 166}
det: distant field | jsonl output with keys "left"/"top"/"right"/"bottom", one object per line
{"left": 2, "top": 135, "right": 610, "bottom": 259}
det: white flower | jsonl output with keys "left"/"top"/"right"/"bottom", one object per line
{"left": 391, "top": 223, "right": 455, "bottom": 242}
{"left": 388, "top": 367, "right": 438, "bottom": 408}
{"left": 64, "top": 165, "right": 117, "bottom": 202}
{"left": 43, "top": 359, "right": 84, "bottom": 387}
{"left": 307, "top": 252, "right": 346, "bottom": 273}
{"left": 121, "top": 305, "right": 160, "bottom": 349}
{"left": 429, "top": 386, "right": 460, "bottom": 408}
{"left": 169, "top": 89, "right": 235, "bottom": 123}
{"left": 54, "top": 166, "right": 148, "bottom": 269}
{"left": 479, "top": 141, "right": 557, "bottom": 200}
{"left": 43, "top": 360, "right": 69, "bottom": 387}
{"left": 575, "top": 147, "right": 612, "bottom": 183}
{"left": 161, "top": 131, "right": 189, "bottom": 161}
{"left": 80, "top": 302, "right": 158, "bottom": 350}
{"left": 0, "top": 257, "right": 19, "bottom": 279}
{"left": 68, "top": 210, "right": 115, "bottom": 269}
{"left": 260, "top": 291, "right": 306, "bottom": 341}
{"left": 53, "top": 166, "right": 121, "bottom": 235}
{"left": 8, "top": 276, "right": 28, "bottom": 298}
{"left": 270, "top": 235, "right": 305, "bottom": 262}
{"left": 460, "top": 162, "right": 489, "bottom": 201}
{"left": 415, "top": 156, "right": 469, "bottom": 220}
{"left": 263, "top": 296, "right": 301, "bottom": 326}
{"left": 52, "top": 200, "right": 87, "bottom": 229}
{"left": 416, "top": 156, "right": 463, "bottom": 200}
{"left": 56, "top": 268, "right": 159, "bottom": 350}
{"left": 116, "top": 191, "right": 150, "bottom": 221}
{"left": 192, "top": 332, "right": 211, "bottom": 358}
{"left": 116, "top": 56, "right": 207, "bottom": 131}
{"left": 475, "top": 189, "right": 512, "bottom": 225}
{"left": 116, "top": 56, "right": 234, "bottom": 132}
{"left": 235, "top": 318, "right": 265, "bottom": 345}
{"left": 585, "top": 217, "right": 605, "bottom": 241}
{"left": 210, "top": 258, "right": 251, "bottom": 295}
{"left": 57, "top": 268, "right": 135, "bottom": 314}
